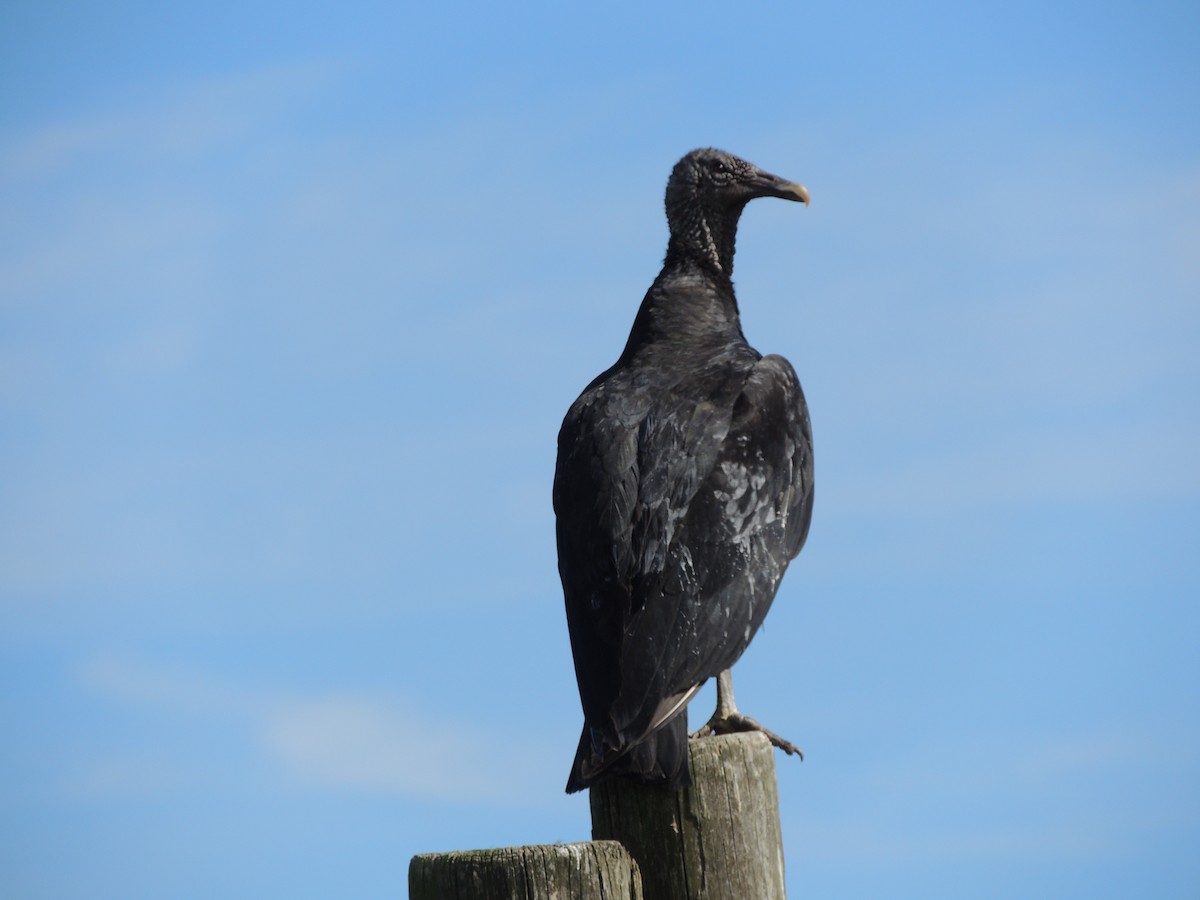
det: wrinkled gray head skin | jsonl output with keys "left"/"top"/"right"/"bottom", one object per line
{"left": 664, "top": 148, "right": 809, "bottom": 277}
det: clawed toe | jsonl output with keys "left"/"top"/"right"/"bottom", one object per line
{"left": 691, "top": 711, "right": 804, "bottom": 760}
{"left": 690, "top": 670, "right": 804, "bottom": 759}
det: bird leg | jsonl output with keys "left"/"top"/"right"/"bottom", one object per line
{"left": 689, "top": 669, "right": 804, "bottom": 759}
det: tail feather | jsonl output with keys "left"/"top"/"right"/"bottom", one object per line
{"left": 565, "top": 711, "right": 692, "bottom": 793}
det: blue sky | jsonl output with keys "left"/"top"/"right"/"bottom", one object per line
{"left": 2, "top": 2, "right": 1198, "bottom": 897}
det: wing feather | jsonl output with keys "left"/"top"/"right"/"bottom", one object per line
{"left": 556, "top": 351, "right": 812, "bottom": 764}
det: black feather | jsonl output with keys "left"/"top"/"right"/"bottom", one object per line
{"left": 555, "top": 149, "right": 814, "bottom": 792}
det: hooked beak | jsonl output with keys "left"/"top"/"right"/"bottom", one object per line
{"left": 751, "top": 169, "right": 811, "bottom": 205}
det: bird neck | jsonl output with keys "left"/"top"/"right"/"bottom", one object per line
{"left": 665, "top": 199, "right": 747, "bottom": 282}
{"left": 620, "top": 263, "right": 745, "bottom": 358}
{"left": 615, "top": 199, "right": 752, "bottom": 360}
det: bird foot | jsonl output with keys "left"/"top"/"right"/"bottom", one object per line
{"left": 690, "top": 712, "right": 804, "bottom": 760}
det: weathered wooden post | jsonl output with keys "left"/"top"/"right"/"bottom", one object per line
{"left": 590, "top": 732, "right": 786, "bottom": 900}
{"left": 408, "top": 840, "right": 642, "bottom": 900}
{"left": 408, "top": 732, "right": 786, "bottom": 899}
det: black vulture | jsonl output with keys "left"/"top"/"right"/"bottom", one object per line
{"left": 555, "top": 148, "right": 814, "bottom": 793}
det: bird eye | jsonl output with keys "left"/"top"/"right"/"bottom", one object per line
{"left": 709, "top": 159, "right": 734, "bottom": 180}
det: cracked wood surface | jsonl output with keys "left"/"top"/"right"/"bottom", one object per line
{"left": 589, "top": 732, "right": 786, "bottom": 900}
{"left": 409, "top": 840, "right": 642, "bottom": 900}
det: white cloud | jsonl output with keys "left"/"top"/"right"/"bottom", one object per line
{"left": 827, "top": 419, "right": 1200, "bottom": 519}
{"left": 0, "top": 114, "right": 131, "bottom": 180}
{"left": 1012, "top": 732, "right": 1158, "bottom": 781}
{"left": 799, "top": 124, "right": 1200, "bottom": 521}
{"left": 0, "top": 61, "right": 343, "bottom": 311}
{"left": 261, "top": 694, "right": 553, "bottom": 801}
{"left": 786, "top": 730, "right": 1164, "bottom": 867}
{"left": 0, "top": 60, "right": 341, "bottom": 179}
{"left": 76, "top": 756, "right": 189, "bottom": 799}
{"left": 81, "top": 655, "right": 261, "bottom": 717}
{"left": 79, "top": 655, "right": 557, "bottom": 804}
{"left": 787, "top": 819, "right": 1113, "bottom": 866}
